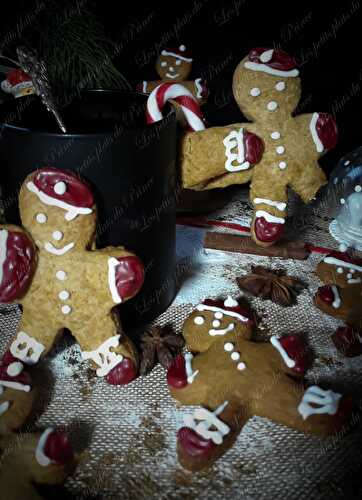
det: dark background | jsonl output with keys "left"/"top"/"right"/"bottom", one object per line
{"left": 0, "top": 0, "right": 361, "bottom": 172}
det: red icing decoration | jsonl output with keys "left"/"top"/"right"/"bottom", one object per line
{"left": 317, "top": 285, "right": 334, "bottom": 305}
{"left": 43, "top": 430, "right": 74, "bottom": 465}
{"left": 331, "top": 326, "right": 362, "bottom": 358}
{"left": 114, "top": 255, "right": 144, "bottom": 301}
{"left": 7, "top": 68, "right": 32, "bottom": 86}
{"left": 106, "top": 357, "right": 137, "bottom": 385}
{"left": 0, "top": 230, "right": 36, "bottom": 303}
{"left": 254, "top": 216, "right": 284, "bottom": 244}
{"left": 315, "top": 113, "right": 338, "bottom": 151}
{"left": 248, "top": 48, "right": 297, "bottom": 71}
{"left": 167, "top": 354, "right": 188, "bottom": 389}
{"left": 244, "top": 131, "right": 264, "bottom": 165}
{"left": 177, "top": 427, "right": 216, "bottom": 458}
{"left": 1, "top": 350, "right": 18, "bottom": 366}
{"left": 278, "top": 335, "right": 307, "bottom": 374}
{"left": 32, "top": 167, "right": 94, "bottom": 208}
{"left": 0, "top": 363, "right": 31, "bottom": 388}
{"left": 202, "top": 298, "right": 254, "bottom": 327}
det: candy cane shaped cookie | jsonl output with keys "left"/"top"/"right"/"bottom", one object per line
{"left": 146, "top": 82, "right": 206, "bottom": 131}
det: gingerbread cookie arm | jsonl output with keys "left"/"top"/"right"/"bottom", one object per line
{"left": 0, "top": 225, "right": 37, "bottom": 305}
{"left": 0, "top": 430, "right": 76, "bottom": 500}
{"left": 180, "top": 124, "right": 263, "bottom": 189}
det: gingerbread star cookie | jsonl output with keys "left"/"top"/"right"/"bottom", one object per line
{"left": 167, "top": 297, "right": 352, "bottom": 471}
{"left": 179, "top": 47, "right": 338, "bottom": 246}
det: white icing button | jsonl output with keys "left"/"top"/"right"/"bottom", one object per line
{"left": 347, "top": 273, "right": 353, "bottom": 279}
{"left": 250, "top": 87, "right": 261, "bottom": 97}
{"left": 59, "top": 290, "right": 70, "bottom": 301}
{"left": 61, "top": 305, "right": 72, "bottom": 315}
{"left": 6, "top": 361, "right": 23, "bottom": 377}
{"left": 275, "top": 81, "right": 286, "bottom": 91}
{"left": 194, "top": 316, "right": 205, "bottom": 325}
{"left": 52, "top": 231, "right": 63, "bottom": 241}
{"left": 276, "top": 146, "right": 285, "bottom": 155}
{"left": 176, "top": 60, "right": 181, "bottom": 66}
{"left": 231, "top": 352, "right": 240, "bottom": 361}
{"left": 355, "top": 185, "right": 362, "bottom": 192}
{"left": 340, "top": 198, "right": 345, "bottom": 204}
{"left": 36, "top": 213, "right": 47, "bottom": 224}
{"left": 213, "top": 320, "right": 221, "bottom": 328}
{"left": 54, "top": 181, "right": 67, "bottom": 195}
{"left": 337, "top": 267, "right": 343, "bottom": 274}
{"left": 237, "top": 362, "right": 246, "bottom": 370}
{"left": 271, "top": 131, "right": 280, "bottom": 140}
{"left": 267, "top": 101, "right": 278, "bottom": 111}
{"left": 279, "top": 161, "right": 287, "bottom": 170}
{"left": 214, "top": 312, "right": 223, "bottom": 319}
{"left": 350, "top": 269, "right": 356, "bottom": 274}
{"left": 56, "top": 270, "right": 67, "bottom": 281}
{"left": 224, "top": 342, "right": 234, "bottom": 352}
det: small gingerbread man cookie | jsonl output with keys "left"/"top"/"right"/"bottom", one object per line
{"left": 0, "top": 167, "right": 145, "bottom": 390}
{"left": 314, "top": 252, "right": 362, "bottom": 329}
{"left": 180, "top": 47, "right": 338, "bottom": 246}
{"left": 138, "top": 45, "right": 208, "bottom": 103}
{"left": 167, "top": 297, "right": 352, "bottom": 471}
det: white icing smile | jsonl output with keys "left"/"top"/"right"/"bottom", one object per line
{"left": 166, "top": 72, "right": 180, "bottom": 79}
{"left": 209, "top": 323, "right": 235, "bottom": 336}
{"left": 44, "top": 241, "right": 75, "bottom": 256}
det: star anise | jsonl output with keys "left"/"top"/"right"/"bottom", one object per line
{"left": 237, "top": 266, "right": 305, "bottom": 306}
{"left": 140, "top": 325, "right": 185, "bottom": 375}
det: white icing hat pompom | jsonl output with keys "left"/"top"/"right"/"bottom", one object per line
{"left": 224, "top": 296, "right": 238, "bottom": 308}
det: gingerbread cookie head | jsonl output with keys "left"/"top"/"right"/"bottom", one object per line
{"left": 232, "top": 48, "right": 301, "bottom": 120}
{"left": 19, "top": 168, "right": 97, "bottom": 255}
{"left": 183, "top": 296, "right": 254, "bottom": 352}
{"left": 156, "top": 45, "right": 192, "bottom": 81}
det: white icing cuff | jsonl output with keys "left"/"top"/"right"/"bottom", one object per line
{"left": 35, "top": 428, "right": 54, "bottom": 466}
{"left": 82, "top": 335, "right": 123, "bottom": 377}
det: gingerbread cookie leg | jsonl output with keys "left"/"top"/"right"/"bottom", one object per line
{"left": 76, "top": 313, "right": 138, "bottom": 386}
{"left": 0, "top": 429, "right": 76, "bottom": 500}
{"left": 250, "top": 167, "right": 288, "bottom": 246}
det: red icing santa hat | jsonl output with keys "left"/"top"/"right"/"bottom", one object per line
{"left": 1, "top": 68, "right": 34, "bottom": 98}
{"left": 200, "top": 296, "right": 254, "bottom": 325}
{"left": 26, "top": 167, "right": 94, "bottom": 221}
{"left": 245, "top": 48, "right": 299, "bottom": 77}
{"left": 161, "top": 45, "right": 193, "bottom": 62}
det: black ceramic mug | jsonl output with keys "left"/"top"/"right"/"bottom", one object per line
{"left": 0, "top": 90, "right": 177, "bottom": 329}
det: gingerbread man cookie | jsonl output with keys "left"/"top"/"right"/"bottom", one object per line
{"left": 0, "top": 168, "right": 144, "bottom": 387}
{"left": 138, "top": 45, "right": 208, "bottom": 103}
{"left": 314, "top": 252, "right": 362, "bottom": 329}
{"left": 167, "top": 297, "right": 351, "bottom": 471}
{"left": 179, "top": 47, "right": 338, "bottom": 246}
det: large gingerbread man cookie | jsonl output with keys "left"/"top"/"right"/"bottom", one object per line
{"left": 0, "top": 167, "right": 144, "bottom": 388}
{"left": 138, "top": 45, "right": 208, "bottom": 103}
{"left": 179, "top": 47, "right": 338, "bottom": 246}
{"left": 314, "top": 252, "right": 362, "bottom": 329}
{"left": 167, "top": 297, "right": 352, "bottom": 471}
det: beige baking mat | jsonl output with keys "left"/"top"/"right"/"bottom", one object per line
{"left": 1, "top": 187, "right": 362, "bottom": 499}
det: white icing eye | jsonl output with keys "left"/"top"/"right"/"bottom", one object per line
{"left": 52, "top": 231, "right": 63, "bottom": 241}
{"left": 214, "top": 312, "right": 223, "bottom": 319}
{"left": 355, "top": 185, "right": 362, "bottom": 192}
{"left": 213, "top": 320, "right": 221, "bottom": 327}
{"left": 271, "top": 131, "right": 280, "bottom": 140}
{"left": 347, "top": 273, "right": 353, "bottom": 279}
{"left": 267, "top": 101, "right": 278, "bottom": 111}
{"left": 231, "top": 352, "right": 240, "bottom": 361}
{"left": 337, "top": 267, "right": 343, "bottom": 274}
{"left": 250, "top": 87, "right": 261, "bottom": 97}
{"left": 59, "top": 290, "right": 70, "bottom": 300}
{"left": 176, "top": 60, "right": 182, "bottom": 66}
{"left": 54, "top": 181, "right": 67, "bottom": 195}
{"left": 340, "top": 198, "right": 345, "bottom": 204}
{"left": 275, "top": 81, "right": 286, "bottom": 91}
{"left": 350, "top": 269, "right": 356, "bottom": 274}
{"left": 61, "top": 305, "right": 72, "bottom": 315}
{"left": 161, "top": 61, "right": 167, "bottom": 67}
{"left": 56, "top": 270, "right": 67, "bottom": 281}
{"left": 36, "top": 213, "right": 47, "bottom": 224}
{"left": 194, "top": 315, "right": 205, "bottom": 325}
{"left": 224, "top": 342, "right": 234, "bottom": 352}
